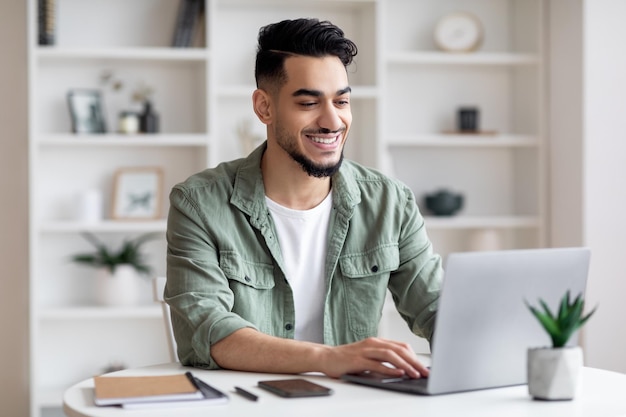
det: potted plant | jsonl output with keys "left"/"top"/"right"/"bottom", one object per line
{"left": 71, "top": 232, "right": 159, "bottom": 306}
{"left": 526, "top": 291, "right": 596, "bottom": 400}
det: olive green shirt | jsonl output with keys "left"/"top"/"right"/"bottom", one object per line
{"left": 165, "top": 143, "right": 442, "bottom": 369}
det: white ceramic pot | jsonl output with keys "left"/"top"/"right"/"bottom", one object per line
{"left": 527, "top": 346, "right": 583, "bottom": 400}
{"left": 95, "top": 264, "right": 142, "bottom": 306}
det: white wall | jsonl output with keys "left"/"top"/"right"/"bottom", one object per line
{"left": 0, "top": 0, "right": 30, "bottom": 415}
{"left": 550, "top": 0, "right": 626, "bottom": 373}
{"left": 582, "top": 0, "right": 626, "bottom": 373}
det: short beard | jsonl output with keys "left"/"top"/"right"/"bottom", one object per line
{"left": 292, "top": 150, "right": 344, "bottom": 178}
{"left": 276, "top": 126, "right": 345, "bottom": 178}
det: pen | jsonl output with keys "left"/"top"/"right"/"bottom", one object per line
{"left": 235, "top": 386, "right": 259, "bottom": 401}
{"left": 185, "top": 371, "right": 201, "bottom": 391}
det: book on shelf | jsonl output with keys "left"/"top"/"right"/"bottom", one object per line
{"left": 172, "top": 0, "right": 205, "bottom": 48}
{"left": 94, "top": 372, "right": 228, "bottom": 408}
{"left": 38, "top": 0, "right": 56, "bottom": 45}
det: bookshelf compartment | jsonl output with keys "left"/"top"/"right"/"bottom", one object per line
{"left": 52, "top": 0, "right": 202, "bottom": 49}
{"left": 35, "top": 59, "right": 208, "bottom": 134}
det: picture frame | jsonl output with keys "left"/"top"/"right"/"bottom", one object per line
{"left": 67, "top": 89, "right": 107, "bottom": 134}
{"left": 112, "top": 167, "right": 163, "bottom": 220}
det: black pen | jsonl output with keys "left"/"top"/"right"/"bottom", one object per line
{"left": 185, "top": 371, "right": 201, "bottom": 390}
{"left": 235, "top": 386, "right": 258, "bottom": 401}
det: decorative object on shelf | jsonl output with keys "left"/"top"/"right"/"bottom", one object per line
{"left": 458, "top": 107, "right": 479, "bottom": 132}
{"left": 236, "top": 119, "right": 265, "bottom": 155}
{"left": 434, "top": 12, "right": 483, "bottom": 53}
{"left": 424, "top": 189, "right": 464, "bottom": 216}
{"left": 441, "top": 107, "right": 497, "bottom": 136}
{"left": 467, "top": 228, "right": 502, "bottom": 251}
{"left": 172, "top": 0, "right": 205, "bottom": 48}
{"left": 112, "top": 167, "right": 163, "bottom": 220}
{"left": 526, "top": 291, "right": 597, "bottom": 401}
{"left": 118, "top": 111, "right": 140, "bottom": 134}
{"left": 67, "top": 89, "right": 107, "bottom": 134}
{"left": 139, "top": 101, "right": 160, "bottom": 134}
{"left": 100, "top": 69, "right": 124, "bottom": 93}
{"left": 71, "top": 232, "right": 160, "bottom": 306}
{"left": 38, "top": 0, "right": 56, "bottom": 45}
{"left": 75, "top": 189, "right": 104, "bottom": 223}
{"left": 95, "top": 265, "right": 143, "bottom": 306}
{"left": 131, "top": 82, "right": 160, "bottom": 134}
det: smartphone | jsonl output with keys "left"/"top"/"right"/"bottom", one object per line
{"left": 257, "top": 378, "right": 333, "bottom": 398}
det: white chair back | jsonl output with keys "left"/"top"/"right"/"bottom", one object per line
{"left": 152, "top": 277, "right": 179, "bottom": 362}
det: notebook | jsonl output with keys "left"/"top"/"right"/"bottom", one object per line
{"left": 94, "top": 372, "right": 228, "bottom": 408}
{"left": 341, "top": 247, "right": 591, "bottom": 395}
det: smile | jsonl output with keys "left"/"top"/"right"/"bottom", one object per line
{"left": 309, "top": 135, "right": 339, "bottom": 144}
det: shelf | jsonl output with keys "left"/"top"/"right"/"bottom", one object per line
{"left": 36, "top": 47, "right": 209, "bottom": 62}
{"left": 423, "top": 216, "right": 541, "bottom": 230}
{"left": 37, "top": 133, "right": 209, "bottom": 147}
{"left": 387, "top": 134, "right": 540, "bottom": 148}
{"left": 40, "top": 305, "right": 162, "bottom": 320}
{"left": 387, "top": 51, "right": 540, "bottom": 66}
{"left": 39, "top": 220, "right": 167, "bottom": 233}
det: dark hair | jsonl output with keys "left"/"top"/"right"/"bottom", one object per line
{"left": 254, "top": 18, "right": 358, "bottom": 89}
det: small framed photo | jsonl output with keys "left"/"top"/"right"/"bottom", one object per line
{"left": 67, "top": 89, "right": 107, "bottom": 134}
{"left": 112, "top": 167, "right": 163, "bottom": 220}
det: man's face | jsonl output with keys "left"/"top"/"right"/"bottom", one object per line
{"left": 270, "top": 55, "right": 352, "bottom": 178}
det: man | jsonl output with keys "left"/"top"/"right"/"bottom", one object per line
{"left": 166, "top": 18, "right": 442, "bottom": 380}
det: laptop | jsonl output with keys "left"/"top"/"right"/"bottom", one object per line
{"left": 341, "top": 247, "right": 591, "bottom": 395}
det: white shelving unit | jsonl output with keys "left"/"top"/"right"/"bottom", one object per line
{"left": 27, "top": 1, "right": 546, "bottom": 415}
{"left": 381, "top": 0, "right": 546, "bottom": 259}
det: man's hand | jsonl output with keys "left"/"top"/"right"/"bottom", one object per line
{"left": 320, "top": 337, "right": 429, "bottom": 379}
{"left": 212, "top": 329, "right": 428, "bottom": 379}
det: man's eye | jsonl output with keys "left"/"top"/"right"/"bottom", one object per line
{"left": 336, "top": 99, "right": 350, "bottom": 106}
{"left": 299, "top": 102, "right": 317, "bottom": 108}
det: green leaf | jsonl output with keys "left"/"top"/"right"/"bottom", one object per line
{"left": 70, "top": 232, "right": 160, "bottom": 276}
{"left": 526, "top": 292, "right": 598, "bottom": 348}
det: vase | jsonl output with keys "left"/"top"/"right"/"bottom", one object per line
{"left": 527, "top": 346, "right": 583, "bottom": 400}
{"left": 95, "top": 264, "right": 142, "bottom": 306}
{"left": 139, "top": 100, "right": 159, "bottom": 133}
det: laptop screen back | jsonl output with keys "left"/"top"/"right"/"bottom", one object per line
{"left": 427, "top": 247, "right": 590, "bottom": 394}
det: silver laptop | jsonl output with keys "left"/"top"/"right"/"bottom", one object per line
{"left": 341, "top": 247, "right": 591, "bottom": 395}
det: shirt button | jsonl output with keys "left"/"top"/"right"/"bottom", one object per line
{"left": 285, "top": 323, "right": 293, "bottom": 331}
{"left": 371, "top": 265, "right": 379, "bottom": 273}
{"left": 244, "top": 276, "right": 251, "bottom": 282}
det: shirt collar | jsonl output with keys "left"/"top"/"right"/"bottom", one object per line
{"left": 230, "top": 141, "right": 361, "bottom": 221}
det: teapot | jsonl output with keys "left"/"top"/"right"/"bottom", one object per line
{"left": 424, "top": 189, "right": 464, "bottom": 216}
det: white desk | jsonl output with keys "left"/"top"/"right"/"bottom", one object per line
{"left": 64, "top": 362, "right": 626, "bottom": 417}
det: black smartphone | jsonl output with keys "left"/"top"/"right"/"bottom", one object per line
{"left": 257, "top": 378, "right": 333, "bottom": 398}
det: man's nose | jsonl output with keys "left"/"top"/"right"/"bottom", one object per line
{"left": 318, "top": 102, "right": 343, "bottom": 132}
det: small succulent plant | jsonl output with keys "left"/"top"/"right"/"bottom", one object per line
{"left": 526, "top": 291, "right": 596, "bottom": 348}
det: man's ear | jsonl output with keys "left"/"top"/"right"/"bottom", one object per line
{"left": 252, "top": 89, "right": 273, "bottom": 125}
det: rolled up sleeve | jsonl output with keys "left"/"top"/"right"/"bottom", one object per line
{"left": 165, "top": 187, "right": 257, "bottom": 369}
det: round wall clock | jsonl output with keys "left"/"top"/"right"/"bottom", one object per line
{"left": 434, "top": 12, "right": 483, "bottom": 53}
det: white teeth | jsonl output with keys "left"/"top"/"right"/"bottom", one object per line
{"left": 310, "top": 136, "right": 337, "bottom": 144}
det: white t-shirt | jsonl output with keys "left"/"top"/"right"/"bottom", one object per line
{"left": 265, "top": 192, "right": 332, "bottom": 343}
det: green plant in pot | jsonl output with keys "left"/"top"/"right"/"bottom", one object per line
{"left": 526, "top": 291, "right": 596, "bottom": 400}
{"left": 71, "top": 232, "right": 159, "bottom": 306}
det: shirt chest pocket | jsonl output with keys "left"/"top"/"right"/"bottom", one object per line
{"left": 220, "top": 251, "right": 275, "bottom": 332}
{"left": 339, "top": 244, "right": 400, "bottom": 336}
